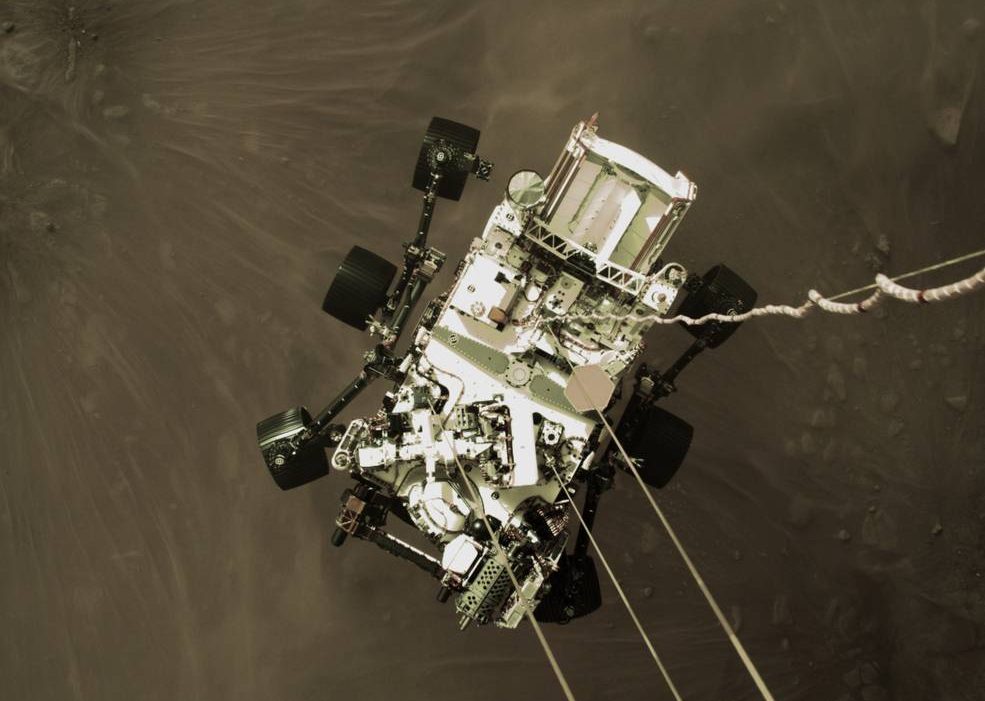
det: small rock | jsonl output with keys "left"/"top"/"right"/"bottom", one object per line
{"left": 809, "top": 407, "right": 834, "bottom": 428}
{"left": 780, "top": 637, "right": 790, "bottom": 651}
{"left": 929, "top": 106, "right": 963, "bottom": 147}
{"left": 800, "top": 431, "right": 818, "bottom": 454}
{"left": 875, "top": 233, "right": 891, "bottom": 256}
{"left": 730, "top": 604, "right": 743, "bottom": 633}
{"left": 103, "top": 105, "right": 131, "bottom": 119}
{"left": 886, "top": 418, "right": 905, "bottom": 437}
{"left": 821, "top": 438, "right": 838, "bottom": 463}
{"left": 944, "top": 395, "right": 968, "bottom": 412}
{"left": 861, "top": 686, "right": 889, "bottom": 701}
{"left": 908, "top": 358, "right": 923, "bottom": 371}
{"left": 642, "top": 586, "right": 654, "bottom": 599}
{"left": 962, "top": 17, "right": 981, "bottom": 38}
{"left": 879, "top": 392, "right": 900, "bottom": 413}
{"left": 868, "top": 505, "right": 877, "bottom": 514}
{"left": 787, "top": 496, "right": 814, "bottom": 530}
{"left": 825, "top": 364, "right": 847, "bottom": 402}
{"left": 2, "top": 20, "right": 14, "bottom": 33}
{"left": 837, "top": 529, "right": 852, "bottom": 543}
{"left": 852, "top": 355, "right": 868, "bottom": 378}
{"left": 45, "top": 221, "right": 57, "bottom": 233}
{"left": 842, "top": 666, "right": 862, "bottom": 689}
{"left": 931, "top": 522, "right": 943, "bottom": 536}
{"left": 859, "top": 661, "right": 880, "bottom": 685}
{"left": 772, "top": 594, "right": 793, "bottom": 626}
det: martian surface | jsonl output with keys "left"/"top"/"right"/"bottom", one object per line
{"left": 2, "top": 1, "right": 983, "bottom": 699}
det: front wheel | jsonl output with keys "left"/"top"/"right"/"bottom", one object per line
{"left": 256, "top": 406, "right": 330, "bottom": 490}
{"left": 676, "top": 264, "right": 758, "bottom": 348}
{"left": 535, "top": 554, "right": 602, "bottom": 623}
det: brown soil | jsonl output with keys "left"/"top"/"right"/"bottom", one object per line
{"left": 2, "top": 1, "right": 983, "bottom": 699}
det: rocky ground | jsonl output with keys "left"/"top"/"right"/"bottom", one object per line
{"left": 2, "top": 1, "right": 983, "bottom": 699}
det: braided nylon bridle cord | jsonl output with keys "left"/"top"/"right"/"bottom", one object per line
{"left": 425, "top": 398, "right": 577, "bottom": 701}
{"left": 526, "top": 250, "right": 985, "bottom": 699}
{"left": 545, "top": 327, "right": 777, "bottom": 701}
{"left": 547, "top": 251, "right": 985, "bottom": 328}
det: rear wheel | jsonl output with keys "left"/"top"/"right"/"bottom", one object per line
{"left": 621, "top": 405, "right": 693, "bottom": 488}
{"left": 412, "top": 117, "right": 480, "bottom": 201}
{"left": 535, "top": 554, "right": 602, "bottom": 623}
{"left": 322, "top": 246, "right": 397, "bottom": 330}
{"left": 676, "top": 264, "right": 758, "bottom": 348}
{"left": 257, "top": 406, "right": 330, "bottom": 490}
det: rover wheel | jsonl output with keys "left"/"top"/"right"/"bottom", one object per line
{"left": 621, "top": 405, "right": 693, "bottom": 489}
{"left": 322, "top": 245, "right": 397, "bottom": 330}
{"left": 412, "top": 117, "right": 481, "bottom": 201}
{"left": 257, "top": 406, "right": 330, "bottom": 490}
{"left": 535, "top": 554, "right": 602, "bottom": 623}
{"left": 676, "top": 264, "right": 758, "bottom": 348}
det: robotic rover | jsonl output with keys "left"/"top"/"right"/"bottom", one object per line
{"left": 256, "top": 116, "right": 758, "bottom": 629}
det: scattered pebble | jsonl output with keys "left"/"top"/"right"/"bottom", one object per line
{"left": 875, "top": 233, "right": 891, "bottom": 256}
{"left": 780, "top": 637, "right": 791, "bottom": 651}
{"left": 787, "top": 496, "right": 814, "bottom": 530}
{"left": 103, "top": 105, "right": 131, "bottom": 119}
{"left": 2, "top": 20, "right": 14, "bottom": 34}
{"left": 852, "top": 355, "right": 867, "bottom": 378}
{"left": 886, "top": 418, "right": 905, "bottom": 437}
{"left": 868, "top": 505, "right": 877, "bottom": 514}
{"left": 837, "top": 529, "right": 852, "bottom": 543}
{"left": 642, "top": 586, "right": 654, "bottom": 599}
{"left": 962, "top": 17, "right": 981, "bottom": 38}
{"left": 772, "top": 594, "right": 793, "bottom": 626}
{"left": 931, "top": 522, "right": 944, "bottom": 536}
{"left": 825, "top": 364, "right": 847, "bottom": 402}
{"left": 810, "top": 407, "right": 834, "bottom": 428}
{"left": 860, "top": 661, "right": 880, "bottom": 685}
{"left": 944, "top": 395, "right": 968, "bottom": 412}
{"left": 843, "top": 666, "right": 862, "bottom": 689}
{"left": 141, "top": 93, "right": 162, "bottom": 112}
{"left": 65, "top": 38, "right": 78, "bottom": 82}
{"left": 929, "top": 106, "right": 963, "bottom": 147}
{"left": 861, "top": 686, "right": 889, "bottom": 701}
{"left": 800, "top": 431, "right": 817, "bottom": 454}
